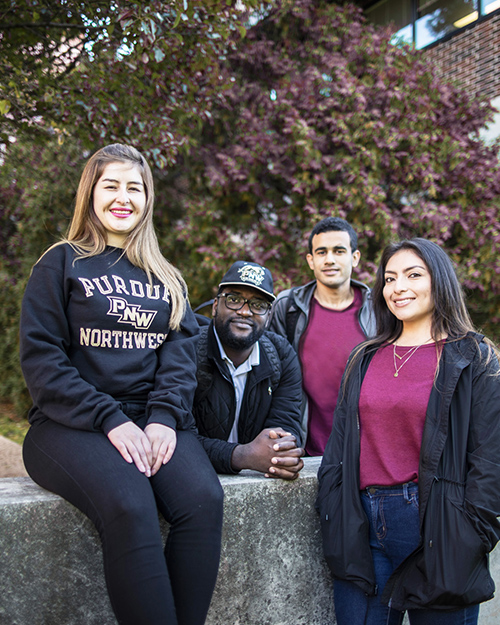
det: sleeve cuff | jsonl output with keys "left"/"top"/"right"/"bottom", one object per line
{"left": 146, "top": 410, "right": 178, "bottom": 431}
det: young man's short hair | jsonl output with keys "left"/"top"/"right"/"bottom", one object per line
{"left": 308, "top": 217, "right": 358, "bottom": 254}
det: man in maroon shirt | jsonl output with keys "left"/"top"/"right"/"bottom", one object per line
{"left": 269, "top": 217, "right": 376, "bottom": 455}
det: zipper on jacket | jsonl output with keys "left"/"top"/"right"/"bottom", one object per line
{"left": 355, "top": 281, "right": 373, "bottom": 338}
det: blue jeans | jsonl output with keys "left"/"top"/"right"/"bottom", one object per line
{"left": 333, "top": 483, "right": 479, "bottom": 625}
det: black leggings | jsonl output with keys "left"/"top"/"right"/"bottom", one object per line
{"left": 23, "top": 419, "right": 224, "bottom": 625}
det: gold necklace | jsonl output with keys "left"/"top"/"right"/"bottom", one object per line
{"left": 392, "top": 342, "right": 428, "bottom": 378}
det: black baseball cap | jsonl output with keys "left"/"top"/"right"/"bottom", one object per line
{"left": 218, "top": 261, "right": 275, "bottom": 301}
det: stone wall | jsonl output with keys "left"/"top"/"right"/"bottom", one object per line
{"left": 1, "top": 458, "right": 500, "bottom": 624}
{"left": 0, "top": 458, "right": 333, "bottom": 625}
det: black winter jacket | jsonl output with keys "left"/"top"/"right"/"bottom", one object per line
{"left": 316, "top": 334, "right": 500, "bottom": 611}
{"left": 193, "top": 323, "right": 303, "bottom": 474}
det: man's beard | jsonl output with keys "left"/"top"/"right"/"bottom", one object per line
{"left": 214, "top": 316, "right": 265, "bottom": 351}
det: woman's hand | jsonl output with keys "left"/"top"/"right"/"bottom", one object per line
{"left": 107, "top": 422, "right": 153, "bottom": 477}
{"left": 144, "top": 423, "right": 177, "bottom": 476}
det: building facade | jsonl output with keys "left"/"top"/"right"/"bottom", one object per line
{"left": 359, "top": 0, "right": 500, "bottom": 140}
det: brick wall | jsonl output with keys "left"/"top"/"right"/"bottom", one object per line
{"left": 422, "top": 12, "right": 500, "bottom": 101}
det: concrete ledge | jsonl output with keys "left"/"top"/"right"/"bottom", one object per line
{"left": 1, "top": 457, "right": 499, "bottom": 625}
{"left": 0, "top": 458, "right": 334, "bottom": 625}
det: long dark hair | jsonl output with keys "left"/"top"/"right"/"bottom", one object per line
{"left": 372, "top": 238, "right": 473, "bottom": 345}
{"left": 343, "top": 238, "right": 498, "bottom": 385}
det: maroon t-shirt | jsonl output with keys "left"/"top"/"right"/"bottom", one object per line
{"left": 300, "top": 288, "right": 365, "bottom": 456}
{"left": 359, "top": 342, "right": 439, "bottom": 489}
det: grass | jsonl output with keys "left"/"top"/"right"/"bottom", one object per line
{"left": 0, "top": 402, "right": 29, "bottom": 445}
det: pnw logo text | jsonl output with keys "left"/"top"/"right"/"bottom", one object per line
{"left": 106, "top": 296, "right": 158, "bottom": 330}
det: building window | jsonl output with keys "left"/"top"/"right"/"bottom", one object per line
{"left": 364, "top": 0, "right": 500, "bottom": 48}
{"left": 416, "top": 0, "right": 478, "bottom": 48}
{"left": 480, "top": 96, "right": 500, "bottom": 144}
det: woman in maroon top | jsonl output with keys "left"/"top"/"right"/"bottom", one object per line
{"left": 317, "top": 238, "right": 500, "bottom": 625}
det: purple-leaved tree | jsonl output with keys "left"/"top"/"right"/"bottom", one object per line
{"left": 1, "top": 0, "right": 499, "bottom": 416}
{"left": 167, "top": 1, "right": 500, "bottom": 341}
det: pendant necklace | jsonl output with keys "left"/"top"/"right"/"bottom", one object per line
{"left": 392, "top": 340, "right": 430, "bottom": 378}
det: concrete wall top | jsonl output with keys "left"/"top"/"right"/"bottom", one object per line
{"left": 0, "top": 457, "right": 335, "bottom": 625}
{"left": 1, "top": 457, "right": 500, "bottom": 624}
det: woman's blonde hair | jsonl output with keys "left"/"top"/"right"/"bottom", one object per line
{"left": 59, "top": 143, "right": 187, "bottom": 329}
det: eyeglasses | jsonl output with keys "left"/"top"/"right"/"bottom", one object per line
{"left": 218, "top": 293, "right": 272, "bottom": 315}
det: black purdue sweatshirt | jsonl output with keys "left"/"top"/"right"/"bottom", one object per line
{"left": 20, "top": 244, "right": 199, "bottom": 434}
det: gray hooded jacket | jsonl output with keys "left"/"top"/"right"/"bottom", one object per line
{"left": 269, "top": 278, "right": 375, "bottom": 443}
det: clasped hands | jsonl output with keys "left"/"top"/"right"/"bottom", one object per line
{"left": 231, "top": 427, "right": 305, "bottom": 480}
{"left": 108, "top": 422, "right": 176, "bottom": 477}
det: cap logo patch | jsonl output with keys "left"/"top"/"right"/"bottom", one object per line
{"left": 238, "top": 265, "right": 265, "bottom": 286}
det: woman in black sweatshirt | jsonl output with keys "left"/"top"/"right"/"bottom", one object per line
{"left": 20, "top": 144, "right": 223, "bottom": 625}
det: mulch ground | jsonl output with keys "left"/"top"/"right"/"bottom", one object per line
{"left": 0, "top": 435, "right": 28, "bottom": 477}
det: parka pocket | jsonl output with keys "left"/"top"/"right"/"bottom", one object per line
{"left": 316, "top": 463, "right": 344, "bottom": 565}
{"left": 316, "top": 462, "right": 342, "bottom": 509}
{"left": 419, "top": 482, "right": 494, "bottom": 607}
{"left": 316, "top": 461, "right": 374, "bottom": 593}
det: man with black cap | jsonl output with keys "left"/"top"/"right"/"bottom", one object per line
{"left": 193, "top": 261, "right": 304, "bottom": 479}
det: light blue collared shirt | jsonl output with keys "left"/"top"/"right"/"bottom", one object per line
{"left": 213, "top": 327, "right": 260, "bottom": 443}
